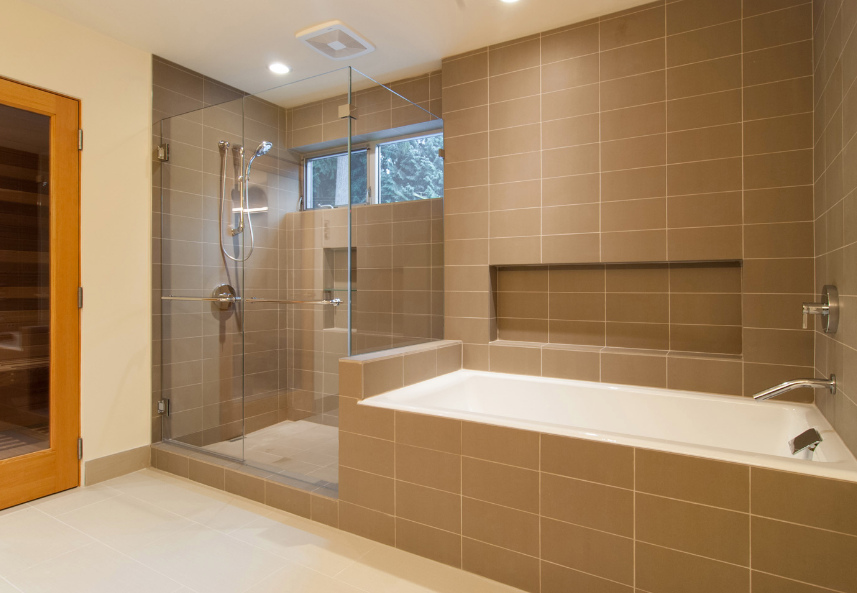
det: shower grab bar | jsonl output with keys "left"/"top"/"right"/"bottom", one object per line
{"left": 161, "top": 295, "right": 342, "bottom": 307}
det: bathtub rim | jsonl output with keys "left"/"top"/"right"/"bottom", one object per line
{"left": 359, "top": 369, "right": 857, "bottom": 484}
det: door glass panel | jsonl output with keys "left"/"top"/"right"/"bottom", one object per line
{"left": 0, "top": 103, "right": 51, "bottom": 460}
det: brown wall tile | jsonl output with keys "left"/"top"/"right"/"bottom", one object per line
{"left": 462, "top": 537, "right": 540, "bottom": 593}
{"left": 541, "top": 517, "right": 634, "bottom": 585}
{"left": 541, "top": 472, "right": 634, "bottom": 537}
{"left": 462, "top": 421, "right": 539, "bottom": 469}
{"left": 339, "top": 466, "right": 394, "bottom": 514}
{"left": 636, "top": 448, "right": 749, "bottom": 511}
{"left": 396, "top": 443, "right": 461, "bottom": 493}
{"left": 396, "top": 518, "right": 462, "bottom": 568}
{"left": 751, "top": 516, "right": 857, "bottom": 592}
{"left": 396, "top": 480, "right": 461, "bottom": 533}
{"left": 601, "top": 352, "right": 667, "bottom": 387}
{"left": 636, "top": 493, "right": 750, "bottom": 565}
{"left": 636, "top": 541, "right": 749, "bottom": 593}
{"left": 541, "top": 561, "right": 632, "bottom": 593}
{"left": 339, "top": 501, "right": 395, "bottom": 546}
{"left": 541, "top": 434, "right": 634, "bottom": 489}
{"left": 340, "top": 431, "right": 394, "bottom": 477}
{"left": 463, "top": 496, "right": 540, "bottom": 556}
{"left": 462, "top": 456, "right": 539, "bottom": 513}
{"left": 751, "top": 468, "right": 857, "bottom": 537}
{"left": 396, "top": 411, "right": 461, "bottom": 454}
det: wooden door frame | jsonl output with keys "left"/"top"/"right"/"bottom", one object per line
{"left": 0, "top": 76, "right": 81, "bottom": 510}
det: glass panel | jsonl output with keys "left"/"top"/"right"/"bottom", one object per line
{"left": 378, "top": 134, "right": 444, "bottom": 203}
{"left": 349, "top": 70, "right": 445, "bottom": 357}
{"left": 307, "top": 150, "right": 367, "bottom": 208}
{"left": 0, "top": 103, "right": 51, "bottom": 461}
{"left": 229, "top": 68, "right": 350, "bottom": 494}
{"left": 159, "top": 94, "right": 246, "bottom": 462}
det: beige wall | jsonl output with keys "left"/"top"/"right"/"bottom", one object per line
{"left": 813, "top": 0, "right": 857, "bottom": 455}
{"left": 443, "top": 0, "right": 819, "bottom": 404}
{"left": 0, "top": 0, "right": 153, "bottom": 470}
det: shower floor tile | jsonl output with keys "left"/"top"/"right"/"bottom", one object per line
{"left": 201, "top": 420, "right": 339, "bottom": 489}
{"left": 0, "top": 469, "right": 522, "bottom": 593}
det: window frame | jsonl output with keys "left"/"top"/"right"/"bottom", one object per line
{"left": 303, "top": 130, "right": 443, "bottom": 209}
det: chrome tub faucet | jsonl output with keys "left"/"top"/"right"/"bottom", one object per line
{"left": 752, "top": 375, "right": 836, "bottom": 401}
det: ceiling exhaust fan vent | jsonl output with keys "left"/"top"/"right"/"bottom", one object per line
{"left": 296, "top": 21, "right": 375, "bottom": 61}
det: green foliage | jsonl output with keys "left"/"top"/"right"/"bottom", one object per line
{"left": 309, "top": 133, "right": 443, "bottom": 208}
{"left": 379, "top": 134, "right": 444, "bottom": 203}
{"left": 310, "top": 151, "right": 368, "bottom": 207}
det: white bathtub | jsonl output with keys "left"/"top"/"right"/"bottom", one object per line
{"left": 360, "top": 370, "right": 857, "bottom": 482}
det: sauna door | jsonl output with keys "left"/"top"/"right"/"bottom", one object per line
{"left": 0, "top": 77, "right": 80, "bottom": 510}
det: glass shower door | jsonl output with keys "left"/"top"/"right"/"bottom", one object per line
{"left": 158, "top": 94, "right": 247, "bottom": 461}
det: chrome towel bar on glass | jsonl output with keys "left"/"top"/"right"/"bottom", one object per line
{"left": 161, "top": 295, "right": 343, "bottom": 307}
{"left": 161, "top": 284, "right": 342, "bottom": 310}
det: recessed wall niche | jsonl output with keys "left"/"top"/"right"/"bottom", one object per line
{"left": 493, "top": 262, "right": 743, "bottom": 355}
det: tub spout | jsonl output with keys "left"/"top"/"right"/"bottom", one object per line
{"left": 789, "top": 428, "right": 823, "bottom": 456}
{"left": 752, "top": 375, "right": 836, "bottom": 401}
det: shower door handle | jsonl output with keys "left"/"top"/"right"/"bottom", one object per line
{"left": 245, "top": 297, "right": 342, "bottom": 307}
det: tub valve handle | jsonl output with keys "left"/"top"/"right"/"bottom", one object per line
{"left": 802, "top": 285, "right": 838, "bottom": 332}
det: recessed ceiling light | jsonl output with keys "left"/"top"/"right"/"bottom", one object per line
{"left": 268, "top": 63, "right": 290, "bottom": 74}
{"left": 500, "top": 0, "right": 520, "bottom": 3}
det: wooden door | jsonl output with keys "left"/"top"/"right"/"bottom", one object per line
{"left": 0, "top": 77, "right": 80, "bottom": 510}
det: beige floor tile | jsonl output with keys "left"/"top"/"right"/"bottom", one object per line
{"left": 337, "top": 544, "right": 523, "bottom": 593}
{"left": 5, "top": 542, "right": 182, "bottom": 593}
{"left": 246, "top": 564, "right": 366, "bottom": 593}
{"left": 128, "top": 523, "right": 288, "bottom": 593}
{"left": 230, "top": 510, "right": 374, "bottom": 576}
{"left": 59, "top": 493, "right": 192, "bottom": 554}
{"left": 28, "top": 484, "right": 120, "bottom": 517}
{"left": 0, "top": 508, "right": 94, "bottom": 577}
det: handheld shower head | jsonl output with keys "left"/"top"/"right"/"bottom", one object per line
{"left": 253, "top": 141, "right": 272, "bottom": 158}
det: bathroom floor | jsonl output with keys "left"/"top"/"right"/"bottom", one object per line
{"left": 202, "top": 420, "right": 339, "bottom": 490}
{"left": 0, "top": 468, "right": 520, "bottom": 593}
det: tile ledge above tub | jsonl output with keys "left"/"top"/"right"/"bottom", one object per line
{"left": 339, "top": 340, "right": 463, "bottom": 400}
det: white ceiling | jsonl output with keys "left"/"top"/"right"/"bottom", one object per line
{"left": 22, "top": 0, "right": 653, "bottom": 104}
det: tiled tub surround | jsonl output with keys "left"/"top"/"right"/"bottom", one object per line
{"left": 442, "top": 0, "right": 819, "bottom": 413}
{"left": 342, "top": 361, "right": 857, "bottom": 593}
{"left": 363, "top": 370, "right": 857, "bottom": 482}
{"left": 813, "top": 1, "right": 857, "bottom": 464}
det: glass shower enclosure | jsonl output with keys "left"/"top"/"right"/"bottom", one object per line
{"left": 155, "top": 67, "right": 443, "bottom": 495}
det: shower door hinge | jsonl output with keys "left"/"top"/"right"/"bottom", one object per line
{"left": 77, "top": 437, "right": 83, "bottom": 460}
{"left": 157, "top": 399, "right": 170, "bottom": 416}
{"left": 78, "top": 130, "right": 83, "bottom": 151}
{"left": 77, "top": 287, "right": 83, "bottom": 309}
{"left": 157, "top": 144, "right": 170, "bottom": 162}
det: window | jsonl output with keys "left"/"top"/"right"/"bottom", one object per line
{"left": 304, "top": 132, "right": 443, "bottom": 209}
{"left": 306, "top": 149, "right": 367, "bottom": 208}
{"left": 377, "top": 134, "right": 444, "bottom": 203}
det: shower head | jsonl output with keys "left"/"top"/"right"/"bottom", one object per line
{"left": 254, "top": 141, "right": 272, "bottom": 158}
{"left": 244, "top": 141, "right": 273, "bottom": 184}
{"left": 245, "top": 141, "right": 272, "bottom": 177}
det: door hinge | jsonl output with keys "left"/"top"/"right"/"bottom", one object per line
{"left": 157, "top": 144, "right": 170, "bottom": 162}
{"left": 78, "top": 129, "right": 83, "bottom": 151}
{"left": 78, "top": 287, "right": 83, "bottom": 309}
{"left": 438, "top": 148, "right": 445, "bottom": 159}
{"left": 77, "top": 437, "right": 83, "bottom": 460}
{"left": 157, "top": 399, "right": 171, "bottom": 416}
